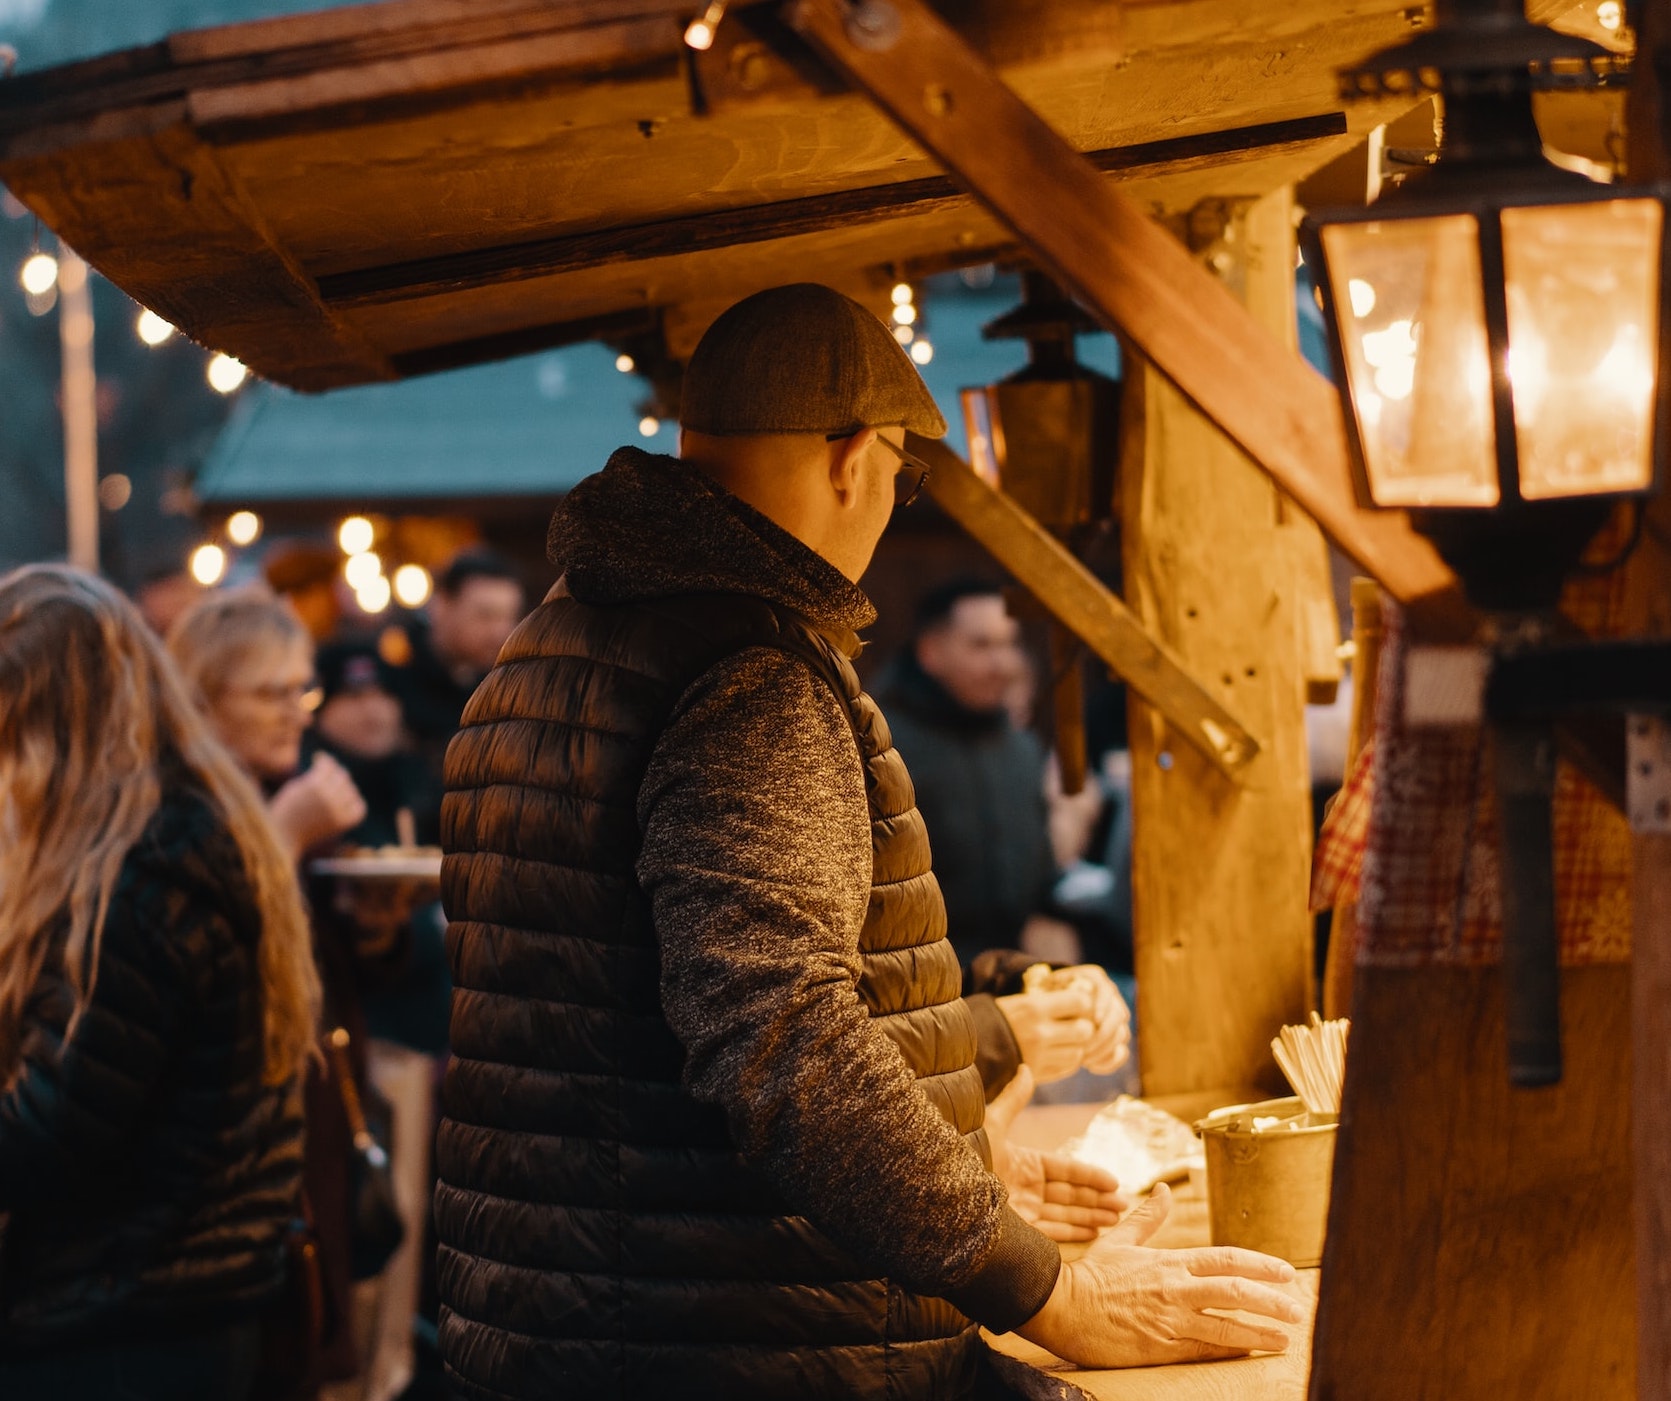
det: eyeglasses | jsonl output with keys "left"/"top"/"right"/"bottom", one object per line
{"left": 226, "top": 679, "right": 323, "bottom": 711}
{"left": 827, "top": 429, "right": 934, "bottom": 507}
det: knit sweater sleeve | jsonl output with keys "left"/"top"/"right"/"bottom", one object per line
{"left": 636, "top": 646, "right": 1059, "bottom": 1332}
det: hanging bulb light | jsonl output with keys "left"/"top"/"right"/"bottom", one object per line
{"left": 189, "top": 543, "right": 227, "bottom": 586}
{"left": 338, "top": 516, "right": 375, "bottom": 555}
{"left": 207, "top": 353, "right": 248, "bottom": 394}
{"left": 136, "top": 308, "right": 175, "bottom": 346}
{"left": 19, "top": 251, "right": 57, "bottom": 296}
{"left": 226, "top": 510, "right": 263, "bottom": 547}
{"left": 393, "top": 564, "right": 434, "bottom": 608}
{"left": 911, "top": 338, "right": 935, "bottom": 365}
{"left": 684, "top": 0, "right": 727, "bottom": 50}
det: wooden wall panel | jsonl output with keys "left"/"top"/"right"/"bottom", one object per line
{"left": 1310, "top": 965, "right": 1635, "bottom": 1400}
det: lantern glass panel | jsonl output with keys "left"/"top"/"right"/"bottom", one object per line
{"left": 1321, "top": 215, "right": 1499, "bottom": 507}
{"left": 1501, "top": 198, "right": 1662, "bottom": 500}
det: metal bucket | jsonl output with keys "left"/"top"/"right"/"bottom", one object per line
{"left": 1195, "top": 1096, "right": 1336, "bottom": 1269}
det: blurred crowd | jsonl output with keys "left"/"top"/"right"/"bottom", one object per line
{"left": 0, "top": 550, "right": 1141, "bottom": 1400}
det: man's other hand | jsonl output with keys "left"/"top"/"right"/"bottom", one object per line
{"left": 985, "top": 1066, "right": 1127, "bottom": 1242}
{"left": 1015, "top": 1183, "right": 1304, "bottom": 1368}
{"left": 996, "top": 964, "right": 1131, "bottom": 1083}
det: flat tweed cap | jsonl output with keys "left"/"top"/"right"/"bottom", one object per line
{"left": 681, "top": 283, "right": 948, "bottom": 438}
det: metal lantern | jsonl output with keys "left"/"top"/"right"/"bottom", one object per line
{"left": 959, "top": 271, "right": 1122, "bottom": 794}
{"left": 1303, "top": 0, "right": 1669, "bottom": 1090}
{"left": 959, "top": 271, "right": 1121, "bottom": 539}
{"left": 1302, "top": 0, "right": 1663, "bottom": 613}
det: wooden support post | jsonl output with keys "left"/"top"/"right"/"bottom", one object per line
{"left": 786, "top": 0, "right": 1471, "bottom": 639}
{"left": 1119, "top": 189, "right": 1321, "bottom": 1095}
{"left": 912, "top": 436, "right": 1262, "bottom": 778}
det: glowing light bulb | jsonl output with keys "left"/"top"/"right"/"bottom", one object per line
{"left": 684, "top": 0, "right": 725, "bottom": 50}
{"left": 136, "top": 308, "right": 175, "bottom": 346}
{"left": 20, "top": 252, "right": 57, "bottom": 296}
{"left": 226, "top": 510, "right": 262, "bottom": 547}
{"left": 615, "top": 353, "right": 635, "bottom": 373}
{"left": 338, "top": 516, "right": 375, "bottom": 555}
{"left": 393, "top": 564, "right": 433, "bottom": 608}
{"left": 891, "top": 283, "right": 914, "bottom": 305}
{"left": 189, "top": 543, "right": 227, "bottom": 586}
{"left": 910, "top": 338, "right": 934, "bottom": 365}
{"left": 356, "top": 575, "right": 392, "bottom": 614}
{"left": 207, "top": 353, "right": 248, "bottom": 393}
{"left": 1347, "top": 278, "right": 1376, "bottom": 319}
{"left": 344, "top": 552, "right": 382, "bottom": 591}
{"left": 1361, "top": 319, "right": 1416, "bottom": 369}
{"left": 1597, "top": 0, "right": 1622, "bottom": 31}
{"left": 639, "top": 416, "right": 660, "bottom": 437}
{"left": 893, "top": 324, "right": 915, "bottom": 345}
{"left": 891, "top": 304, "right": 917, "bottom": 326}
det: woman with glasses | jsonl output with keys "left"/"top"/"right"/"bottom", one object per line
{"left": 0, "top": 565, "right": 317, "bottom": 1400}
{"left": 168, "top": 590, "right": 367, "bottom": 858}
{"left": 169, "top": 589, "right": 391, "bottom": 1399}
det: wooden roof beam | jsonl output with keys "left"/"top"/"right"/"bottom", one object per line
{"left": 317, "top": 113, "right": 1345, "bottom": 311}
{"left": 913, "top": 437, "right": 1262, "bottom": 779}
{"left": 788, "top": 0, "right": 1472, "bottom": 638}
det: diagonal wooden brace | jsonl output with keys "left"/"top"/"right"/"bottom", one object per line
{"left": 912, "top": 436, "right": 1262, "bottom": 778}
{"left": 787, "top": 0, "right": 1473, "bottom": 641}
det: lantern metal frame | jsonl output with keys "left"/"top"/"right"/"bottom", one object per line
{"left": 1300, "top": 1, "right": 1669, "bottom": 613}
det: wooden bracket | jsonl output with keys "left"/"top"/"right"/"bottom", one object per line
{"left": 787, "top": 0, "right": 1473, "bottom": 642}
{"left": 911, "top": 436, "right": 1262, "bottom": 779}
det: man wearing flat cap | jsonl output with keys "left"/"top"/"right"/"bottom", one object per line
{"left": 436, "top": 284, "right": 1301, "bottom": 1399}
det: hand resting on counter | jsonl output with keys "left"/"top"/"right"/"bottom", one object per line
{"left": 1015, "top": 1183, "right": 1304, "bottom": 1368}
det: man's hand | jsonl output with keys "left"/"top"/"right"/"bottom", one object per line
{"left": 986, "top": 1066, "right": 1127, "bottom": 1242}
{"left": 269, "top": 752, "right": 368, "bottom": 859}
{"left": 1016, "top": 1183, "right": 1304, "bottom": 1368}
{"left": 996, "top": 964, "right": 1131, "bottom": 1083}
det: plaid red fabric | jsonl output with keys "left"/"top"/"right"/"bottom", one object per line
{"left": 1312, "top": 550, "right": 1635, "bottom": 969}
{"left": 1310, "top": 738, "right": 1375, "bottom": 913}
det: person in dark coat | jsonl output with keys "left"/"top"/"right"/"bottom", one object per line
{"left": 391, "top": 551, "right": 525, "bottom": 807}
{"left": 0, "top": 565, "right": 319, "bottom": 1401}
{"left": 434, "top": 284, "right": 1301, "bottom": 1401}
{"left": 877, "top": 578, "right": 1058, "bottom": 969}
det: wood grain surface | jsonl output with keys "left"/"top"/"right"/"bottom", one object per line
{"left": 1310, "top": 965, "right": 1635, "bottom": 1400}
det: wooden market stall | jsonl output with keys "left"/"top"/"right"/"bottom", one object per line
{"left": 2, "top": 1, "right": 1664, "bottom": 1397}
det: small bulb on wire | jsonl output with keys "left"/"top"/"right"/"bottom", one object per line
{"left": 190, "top": 544, "right": 227, "bottom": 587}
{"left": 227, "top": 510, "right": 262, "bottom": 546}
{"left": 891, "top": 304, "right": 917, "bottom": 326}
{"left": 891, "top": 283, "right": 914, "bottom": 306}
{"left": 911, "top": 339, "right": 934, "bottom": 366}
{"left": 338, "top": 516, "right": 375, "bottom": 555}
{"left": 615, "top": 353, "right": 635, "bottom": 373}
{"left": 893, "top": 324, "right": 915, "bottom": 346}
{"left": 136, "top": 308, "right": 175, "bottom": 346}
{"left": 393, "top": 564, "right": 433, "bottom": 608}
{"left": 684, "top": 0, "right": 726, "bottom": 50}
{"left": 19, "top": 252, "right": 58, "bottom": 296}
{"left": 207, "top": 353, "right": 248, "bottom": 394}
{"left": 639, "top": 416, "right": 661, "bottom": 437}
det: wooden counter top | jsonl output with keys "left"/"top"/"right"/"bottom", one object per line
{"left": 987, "top": 1091, "right": 1317, "bottom": 1401}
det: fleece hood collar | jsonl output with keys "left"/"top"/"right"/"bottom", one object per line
{"left": 547, "top": 447, "right": 877, "bottom": 638}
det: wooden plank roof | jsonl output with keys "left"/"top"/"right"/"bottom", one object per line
{"left": 0, "top": 0, "right": 1441, "bottom": 390}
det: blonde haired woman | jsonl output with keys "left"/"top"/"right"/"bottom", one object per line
{"left": 167, "top": 588, "right": 366, "bottom": 857}
{"left": 0, "top": 566, "right": 318, "bottom": 1399}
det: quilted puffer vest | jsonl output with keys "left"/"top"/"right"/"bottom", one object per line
{"left": 436, "top": 589, "right": 990, "bottom": 1401}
